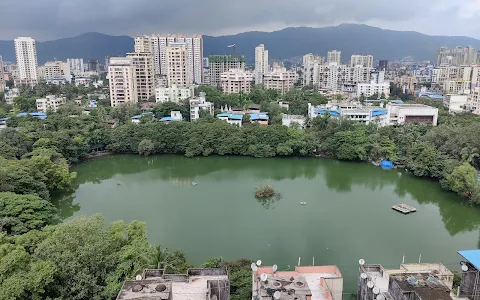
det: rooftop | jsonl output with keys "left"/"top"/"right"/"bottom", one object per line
{"left": 390, "top": 273, "right": 452, "bottom": 300}
{"left": 116, "top": 268, "right": 229, "bottom": 300}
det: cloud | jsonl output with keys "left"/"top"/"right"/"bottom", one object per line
{"left": 0, "top": 0, "right": 478, "bottom": 40}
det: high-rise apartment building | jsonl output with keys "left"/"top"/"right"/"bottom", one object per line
{"left": 221, "top": 69, "right": 253, "bottom": 94}
{"left": 126, "top": 52, "right": 155, "bottom": 101}
{"left": 14, "top": 37, "right": 38, "bottom": 87}
{"left": 302, "top": 53, "right": 324, "bottom": 86}
{"left": 350, "top": 55, "right": 373, "bottom": 68}
{"left": 108, "top": 57, "right": 137, "bottom": 107}
{"left": 166, "top": 42, "right": 191, "bottom": 87}
{"left": 254, "top": 44, "right": 269, "bottom": 85}
{"left": 437, "top": 46, "right": 477, "bottom": 66}
{"left": 134, "top": 35, "right": 152, "bottom": 53}
{"left": 0, "top": 56, "right": 5, "bottom": 91}
{"left": 67, "top": 58, "right": 85, "bottom": 74}
{"left": 263, "top": 66, "right": 296, "bottom": 94}
{"left": 44, "top": 61, "right": 72, "bottom": 83}
{"left": 150, "top": 34, "right": 203, "bottom": 83}
{"left": 208, "top": 55, "right": 246, "bottom": 87}
{"left": 378, "top": 60, "right": 389, "bottom": 71}
{"left": 327, "top": 50, "right": 341, "bottom": 65}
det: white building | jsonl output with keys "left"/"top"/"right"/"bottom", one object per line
{"left": 217, "top": 112, "right": 243, "bottom": 127}
{"left": 36, "top": 95, "right": 66, "bottom": 112}
{"left": 150, "top": 34, "right": 203, "bottom": 83}
{"left": 0, "top": 56, "right": 5, "bottom": 91}
{"left": 4, "top": 88, "right": 20, "bottom": 105}
{"left": 108, "top": 57, "right": 137, "bottom": 107}
{"left": 470, "top": 87, "right": 480, "bottom": 114}
{"left": 134, "top": 35, "right": 152, "bottom": 53}
{"left": 282, "top": 114, "right": 306, "bottom": 128}
{"left": 189, "top": 92, "right": 214, "bottom": 121}
{"left": 444, "top": 94, "right": 470, "bottom": 114}
{"left": 155, "top": 85, "right": 195, "bottom": 103}
{"left": 327, "top": 50, "right": 341, "bottom": 65}
{"left": 14, "top": 37, "right": 38, "bottom": 87}
{"left": 127, "top": 52, "right": 155, "bottom": 101}
{"left": 263, "top": 66, "right": 296, "bottom": 94}
{"left": 254, "top": 44, "right": 269, "bottom": 85}
{"left": 386, "top": 103, "right": 438, "bottom": 126}
{"left": 312, "top": 64, "right": 372, "bottom": 91}
{"left": 357, "top": 71, "right": 390, "bottom": 98}
{"left": 67, "top": 58, "right": 85, "bottom": 74}
{"left": 302, "top": 53, "right": 324, "bottom": 86}
{"left": 220, "top": 69, "right": 253, "bottom": 94}
{"left": 44, "top": 61, "right": 72, "bottom": 83}
{"left": 437, "top": 46, "right": 477, "bottom": 66}
{"left": 166, "top": 42, "right": 191, "bottom": 87}
{"left": 350, "top": 55, "right": 373, "bottom": 68}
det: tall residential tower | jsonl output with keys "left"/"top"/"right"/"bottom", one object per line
{"left": 14, "top": 37, "right": 38, "bottom": 87}
{"left": 255, "top": 44, "right": 269, "bottom": 85}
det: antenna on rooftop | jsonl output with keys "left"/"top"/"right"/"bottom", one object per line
{"left": 273, "top": 291, "right": 281, "bottom": 299}
{"left": 135, "top": 275, "right": 142, "bottom": 280}
{"left": 373, "top": 287, "right": 380, "bottom": 295}
{"left": 256, "top": 260, "right": 262, "bottom": 266}
{"left": 361, "top": 273, "right": 368, "bottom": 279}
{"left": 367, "top": 281, "right": 374, "bottom": 289}
{"left": 251, "top": 263, "right": 258, "bottom": 272}
{"left": 359, "top": 259, "right": 365, "bottom": 265}
{"left": 260, "top": 273, "right": 268, "bottom": 282}
{"left": 461, "top": 261, "right": 469, "bottom": 271}
{"left": 377, "top": 295, "right": 385, "bottom": 300}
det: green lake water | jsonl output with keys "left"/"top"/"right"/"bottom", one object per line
{"left": 58, "top": 155, "right": 480, "bottom": 293}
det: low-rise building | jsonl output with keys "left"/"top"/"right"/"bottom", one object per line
{"left": 0, "top": 118, "right": 8, "bottom": 130}
{"left": 387, "top": 103, "right": 438, "bottom": 126}
{"left": 358, "top": 262, "right": 454, "bottom": 300}
{"left": 36, "top": 95, "right": 66, "bottom": 112}
{"left": 307, "top": 103, "right": 388, "bottom": 125}
{"left": 444, "top": 94, "right": 471, "bottom": 114}
{"left": 263, "top": 67, "right": 296, "bottom": 94}
{"left": 282, "top": 114, "right": 306, "bottom": 128}
{"left": 190, "top": 92, "right": 214, "bottom": 121}
{"left": 217, "top": 112, "right": 243, "bottom": 127}
{"left": 116, "top": 268, "right": 230, "bottom": 300}
{"left": 457, "top": 249, "right": 480, "bottom": 299}
{"left": 131, "top": 112, "right": 155, "bottom": 124}
{"left": 250, "top": 113, "right": 269, "bottom": 125}
{"left": 155, "top": 85, "right": 195, "bottom": 103}
{"left": 4, "top": 88, "right": 20, "bottom": 105}
{"left": 75, "top": 76, "right": 92, "bottom": 86}
{"left": 253, "top": 265, "right": 343, "bottom": 300}
{"left": 220, "top": 69, "right": 253, "bottom": 94}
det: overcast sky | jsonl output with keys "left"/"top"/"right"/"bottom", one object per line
{"left": 1, "top": 0, "right": 480, "bottom": 41}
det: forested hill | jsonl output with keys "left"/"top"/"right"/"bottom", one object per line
{"left": 2, "top": 24, "right": 480, "bottom": 63}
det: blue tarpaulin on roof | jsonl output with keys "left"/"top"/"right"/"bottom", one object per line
{"left": 380, "top": 160, "right": 394, "bottom": 170}
{"left": 458, "top": 250, "right": 480, "bottom": 270}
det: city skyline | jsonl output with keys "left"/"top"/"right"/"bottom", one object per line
{"left": 1, "top": 0, "right": 480, "bottom": 40}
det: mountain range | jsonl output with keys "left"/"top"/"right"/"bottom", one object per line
{"left": 1, "top": 24, "right": 480, "bottom": 64}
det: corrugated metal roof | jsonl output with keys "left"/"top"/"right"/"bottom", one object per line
{"left": 458, "top": 250, "right": 480, "bottom": 270}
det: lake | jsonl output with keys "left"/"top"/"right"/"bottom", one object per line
{"left": 58, "top": 155, "right": 480, "bottom": 293}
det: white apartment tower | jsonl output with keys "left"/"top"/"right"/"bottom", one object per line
{"left": 350, "top": 55, "right": 373, "bottom": 68}
{"left": 150, "top": 34, "right": 203, "bottom": 83}
{"left": 14, "top": 37, "right": 38, "bottom": 87}
{"left": 264, "top": 66, "right": 296, "bottom": 94}
{"left": 327, "top": 50, "right": 341, "bottom": 65}
{"left": 0, "top": 56, "right": 5, "bottom": 91}
{"left": 127, "top": 52, "right": 155, "bottom": 101}
{"left": 134, "top": 35, "right": 152, "bottom": 53}
{"left": 108, "top": 57, "right": 137, "bottom": 107}
{"left": 166, "top": 42, "right": 191, "bottom": 87}
{"left": 67, "top": 58, "right": 85, "bottom": 74}
{"left": 255, "top": 44, "right": 269, "bottom": 85}
{"left": 221, "top": 69, "right": 253, "bottom": 94}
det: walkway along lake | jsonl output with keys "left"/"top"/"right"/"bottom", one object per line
{"left": 55, "top": 155, "right": 480, "bottom": 293}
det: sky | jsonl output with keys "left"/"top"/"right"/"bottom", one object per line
{"left": 1, "top": 0, "right": 480, "bottom": 41}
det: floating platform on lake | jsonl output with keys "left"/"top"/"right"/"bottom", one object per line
{"left": 392, "top": 204, "right": 417, "bottom": 214}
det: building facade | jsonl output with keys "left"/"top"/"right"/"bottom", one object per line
{"left": 0, "top": 56, "right": 5, "bottom": 91}
{"left": 126, "top": 52, "right": 155, "bottom": 101}
{"left": 357, "top": 71, "right": 390, "bottom": 98}
{"left": 263, "top": 66, "right": 296, "bottom": 94}
{"left": 67, "top": 58, "right": 85, "bottom": 74}
{"left": 150, "top": 34, "right": 203, "bottom": 83}
{"left": 36, "top": 95, "right": 66, "bottom": 112}
{"left": 351, "top": 55, "right": 374, "bottom": 68}
{"left": 208, "top": 55, "right": 246, "bottom": 87}
{"left": 44, "top": 61, "right": 72, "bottom": 83}
{"left": 166, "top": 43, "right": 191, "bottom": 87}
{"left": 220, "top": 69, "right": 253, "bottom": 94}
{"left": 155, "top": 85, "right": 195, "bottom": 103}
{"left": 189, "top": 92, "right": 214, "bottom": 121}
{"left": 327, "top": 50, "right": 341, "bottom": 65}
{"left": 14, "top": 37, "right": 38, "bottom": 87}
{"left": 254, "top": 44, "right": 269, "bottom": 85}
{"left": 437, "top": 46, "right": 477, "bottom": 66}
{"left": 108, "top": 57, "right": 137, "bottom": 107}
